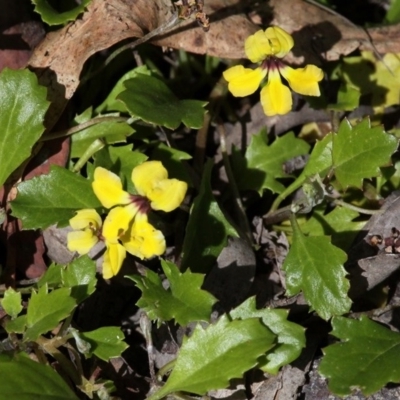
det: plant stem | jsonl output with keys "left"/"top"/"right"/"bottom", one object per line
{"left": 218, "top": 123, "right": 253, "bottom": 245}
{"left": 332, "top": 199, "right": 381, "bottom": 215}
{"left": 72, "top": 139, "right": 105, "bottom": 172}
{"left": 40, "top": 116, "right": 128, "bottom": 141}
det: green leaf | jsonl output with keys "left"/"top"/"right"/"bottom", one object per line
{"left": 181, "top": 160, "right": 238, "bottom": 273}
{"left": 70, "top": 120, "right": 134, "bottom": 158}
{"left": 368, "top": 52, "right": 400, "bottom": 108}
{"left": 233, "top": 130, "right": 310, "bottom": 194}
{"left": 93, "top": 145, "right": 147, "bottom": 194}
{"left": 0, "top": 68, "right": 49, "bottom": 188}
{"left": 282, "top": 216, "right": 351, "bottom": 320}
{"left": 301, "top": 206, "right": 366, "bottom": 250}
{"left": 117, "top": 74, "right": 207, "bottom": 129}
{"left": 328, "top": 83, "right": 360, "bottom": 111}
{"left": 5, "top": 315, "right": 27, "bottom": 334}
{"left": 11, "top": 165, "right": 101, "bottom": 229}
{"left": 79, "top": 327, "right": 128, "bottom": 361}
{"left": 386, "top": 0, "right": 400, "bottom": 23}
{"left": 1, "top": 288, "right": 23, "bottom": 319}
{"left": 38, "top": 263, "right": 63, "bottom": 288}
{"left": 95, "top": 66, "right": 152, "bottom": 113}
{"left": 333, "top": 118, "right": 398, "bottom": 188}
{"left": 297, "top": 134, "right": 333, "bottom": 181}
{"left": 24, "top": 285, "right": 77, "bottom": 342}
{"left": 0, "top": 353, "right": 79, "bottom": 399}
{"left": 273, "top": 134, "right": 333, "bottom": 208}
{"left": 230, "top": 297, "right": 306, "bottom": 374}
{"left": 32, "top": 0, "right": 92, "bottom": 25}
{"left": 148, "top": 316, "right": 276, "bottom": 400}
{"left": 127, "top": 260, "right": 216, "bottom": 325}
{"left": 152, "top": 142, "right": 192, "bottom": 185}
{"left": 319, "top": 316, "right": 400, "bottom": 396}
{"left": 61, "top": 256, "right": 97, "bottom": 304}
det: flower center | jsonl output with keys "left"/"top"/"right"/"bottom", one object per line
{"left": 130, "top": 194, "right": 151, "bottom": 214}
{"left": 261, "top": 57, "right": 285, "bottom": 73}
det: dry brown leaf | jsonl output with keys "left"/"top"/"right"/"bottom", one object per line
{"left": 270, "top": 0, "right": 400, "bottom": 64}
{"left": 28, "top": 0, "right": 400, "bottom": 129}
{"left": 29, "top": 0, "right": 256, "bottom": 100}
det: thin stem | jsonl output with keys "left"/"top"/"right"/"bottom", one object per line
{"left": 72, "top": 139, "right": 105, "bottom": 173}
{"left": 330, "top": 110, "right": 341, "bottom": 134}
{"left": 40, "top": 116, "right": 128, "bottom": 141}
{"left": 264, "top": 204, "right": 293, "bottom": 225}
{"left": 193, "top": 75, "right": 227, "bottom": 173}
{"left": 332, "top": 199, "right": 381, "bottom": 215}
{"left": 218, "top": 124, "right": 253, "bottom": 245}
{"left": 156, "top": 358, "right": 176, "bottom": 381}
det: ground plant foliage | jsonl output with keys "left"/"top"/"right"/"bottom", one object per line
{"left": 2, "top": 0, "right": 400, "bottom": 399}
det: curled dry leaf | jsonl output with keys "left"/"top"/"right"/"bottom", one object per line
{"left": 270, "top": 0, "right": 400, "bottom": 65}
{"left": 28, "top": 0, "right": 400, "bottom": 129}
{"left": 347, "top": 191, "right": 400, "bottom": 299}
{"left": 28, "top": 0, "right": 256, "bottom": 100}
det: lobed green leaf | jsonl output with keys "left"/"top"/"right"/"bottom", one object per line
{"left": 1, "top": 288, "right": 23, "bottom": 319}
{"left": 319, "top": 316, "right": 400, "bottom": 396}
{"left": 283, "top": 216, "right": 352, "bottom": 320}
{"left": 79, "top": 327, "right": 128, "bottom": 361}
{"left": 333, "top": 118, "right": 398, "bottom": 189}
{"left": 32, "top": 0, "right": 92, "bottom": 25}
{"left": 233, "top": 130, "right": 310, "bottom": 194}
{"left": 24, "top": 285, "right": 77, "bottom": 342}
{"left": 61, "top": 256, "right": 97, "bottom": 304}
{"left": 328, "top": 83, "right": 360, "bottom": 111}
{"left": 301, "top": 206, "right": 366, "bottom": 250}
{"left": 148, "top": 316, "right": 276, "bottom": 400}
{"left": 127, "top": 260, "right": 217, "bottom": 326}
{"left": 230, "top": 297, "right": 306, "bottom": 374}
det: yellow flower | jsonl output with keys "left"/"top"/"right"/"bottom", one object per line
{"left": 92, "top": 161, "right": 187, "bottom": 213}
{"left": 223, "top": 26, "right": 323, "bottom": 116}
{"left": 67, "top": 207, "right": 130, "bottom": 279}
{"left": 131, "top": 161, "right": 188, "bottom": 212}
{"left": 121, "top": 213, "right": 166, "bottom": 260}
{"left": 78, "top": 161, "right": 188, "bottom": 278}
{"left": 67, "top": 209, "right": 102, "bottom": 254}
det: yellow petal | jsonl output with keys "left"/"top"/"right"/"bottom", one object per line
{"left": 132, "top": 161, "right": 187, "bottom": 212}
{"left": 122, "top": 214, "right": 166, "bottom": 260}
{"left": 264, "top": 26, "right": 294, "bottom": 58}
{"left": 148, "top": 179, "right": 188, "bottom": 212}
{"left": 245, "top": 30, "right": 274, "bottom": 63}
{"left": 260, "top": 69, "right": 292, "bottom": 116}
{"left": 245, "top": 27, "right": 294, "bottom": 62}
{"left": 131, "top": 161, "right": 167, "bottom": 196}
{"left": 102, "top": 243, "right": 126, "bottom": 279}
{"left": 223, "top": 66, "right": 265, "bottom": 97}
{"left": 69, "top": 209, "right": 102, "bottom": 231}
{"left": 280, "top": 64, "right": 323, "bottom": 96}
{"left": 67, "top": 229, "right": 99, "bottom": 254}
{"left": 102, "top": 205, "right": 137, "bottom": 243}
{"left": 92, "top": 167, "right": 131, "bottom": 209}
